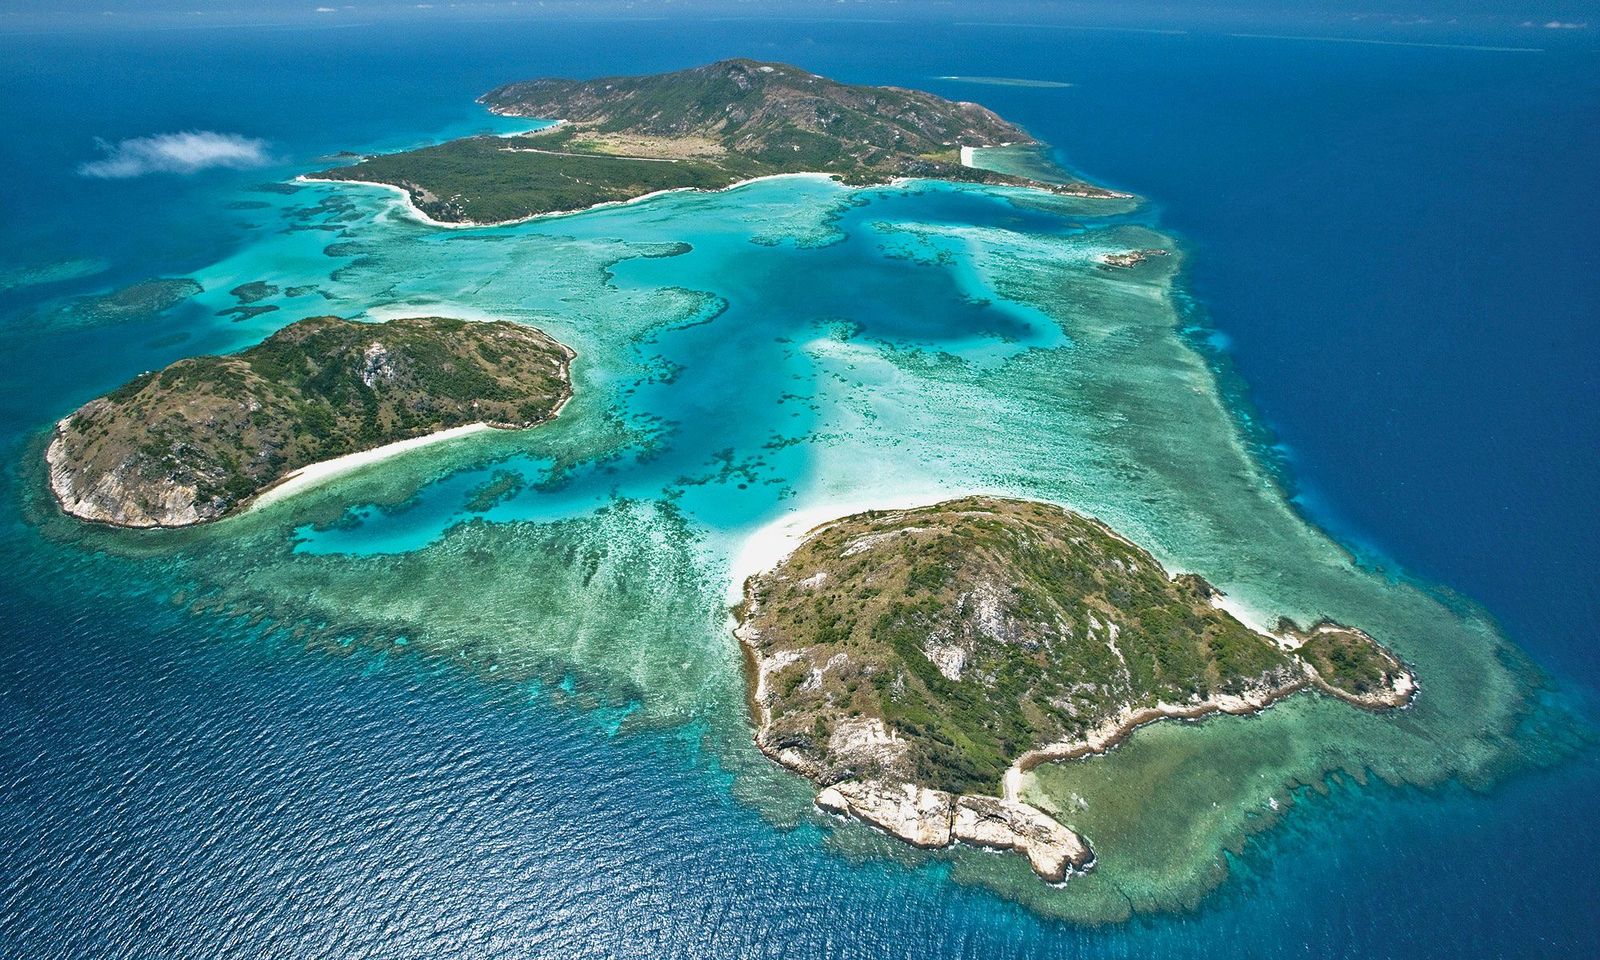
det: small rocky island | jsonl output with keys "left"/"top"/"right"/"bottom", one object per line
{"left": 47, "top": 316, "right": 573, "bottom": 527}
{"left": 735, "top": 497, "right": 1413, "bottom": 881}
{"left": 311, "top": 59, "right": 1124, "bottom": 224}
{"left": 1098, "top": 248, "right": 1169, "bottom": 269}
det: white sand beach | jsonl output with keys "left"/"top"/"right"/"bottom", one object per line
{"left": 1207, "top": 592, "right": 1281, "bottom": 640}
{"left": 299, "top": 171, "right": 854, "bottom": 230}
{"left": 249, "top": 422, "right": 495, "bottom": 513}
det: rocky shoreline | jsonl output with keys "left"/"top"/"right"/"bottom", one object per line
{"left": 738, "top": 622, "right": 1094, "bottom": 881}
{"left": 1000, "top": 621, "right": 1418, "bottom": 795}
{"left": 1001, "top": 680, "right": 1310, "bottom": 801}
{"left": 816, "top": 781, "right": 1093, "bottom": 883}
{"left": 745, "top": 613, "right": 1413, "bottom": 883}
{"left": 733, "top": 497, "right": 1417, "bottom": 883}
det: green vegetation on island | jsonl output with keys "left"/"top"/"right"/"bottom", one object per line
{"left": 311, "top": 59, "right": 1123, "bottom": 224}
{"left": 46, "top": 315, "right": 573, "bottom": 527}
{"left": 320, "top": 130, "right": 761, "bottom": 224}
{"left": 735, "top": 497, "right": 1414, "bottom": 879}
{"left": 1294, "top": 621, "right": 1415, "bottom": 705}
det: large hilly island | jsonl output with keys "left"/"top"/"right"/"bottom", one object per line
{"left": 47, "top": 316, "right": 573, "bottom": 527}
{"left": 735, "top": 497, "right": 1414, "bottom": 880}
{"left": 310, "top": 59, "right": 1122, "bottom": 224}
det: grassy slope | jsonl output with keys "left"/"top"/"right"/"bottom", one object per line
{"left": 739, "top": 497, "right": 1302, "bottom": 794}
{"left": 478, "top": 58, "right": 1028, "bottom": 165}
{"left": 320, "top": 131, "right": 764, "bottom": 223}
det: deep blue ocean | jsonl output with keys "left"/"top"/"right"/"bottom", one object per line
{"left": 1, "top": 15, "right": 1596, "bottom": 957}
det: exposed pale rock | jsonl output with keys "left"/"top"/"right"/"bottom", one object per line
{"left": 825, "top": 717, "right": 907, "bottom": 772}
{"left": 969, "top": 579, "right": 1010, "bottom": 643}
{"left": 952, "top": 795, "right": 1091, "bottom": 882}
{"left": 46, "top": 429, "right": 209, "bottom": 527}
{"left": 1098, "top": 248, "right": 1169, "bottom": 269}
{"left": 815, "top": 780, "right": 1093, "bottom": 880}
{"left": 922, "top": 640, "right": 968, "bottom": 681}
{"left": 815, "top": 780, "right": 954, "bottom": 848}
{"left": 738, "top": 496, "right": 1412, "bottom": 884}
{"left": 359, "top": 341, "right": 396, "bottom": 388}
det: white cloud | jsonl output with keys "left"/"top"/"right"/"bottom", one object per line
{"left": 1523, "top": 19, "right": 1588, "bottom": 28}
{"left": 79, "top": 131, "right": 271, "bottom": 179}
{"left": 315, "top": 6, "right": 337, "bottom": 12}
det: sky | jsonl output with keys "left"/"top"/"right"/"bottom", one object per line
{"left": 0, "top": 0, "right": 1594, "bottom": 35}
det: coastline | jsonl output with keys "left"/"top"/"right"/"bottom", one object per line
{"left": 247, "top": 422, "right": 498, "bottom": 513}
{"left": 247, "top": 337, "right": 573, "bottom": 516}
{"left": 732, "top": 494, "right": 1417, "bottom": 862}
{"left": 1002, "top": 641, "right": 1416, "bottom": 803}
{"left": 999, "top": 683, "right": 1309, "bottom": 803}
{"left": 297, "top": 171, "right": 849, "bottom": 230}
{"left": 247, "top": 336, "right": 573, "bottom": 517}
{"left": 1205, "top": 590, "right": 1280, "bottom": 638}
{"left": 302, "top": 162, "right": 1122, "bottom": 232}
{"left": 5, "top": 48, "right": 1574, "bottom": 945}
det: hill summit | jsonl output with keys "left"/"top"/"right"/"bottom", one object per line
{"left": 479, "top": 58, "right": 1033, "bottom": 171}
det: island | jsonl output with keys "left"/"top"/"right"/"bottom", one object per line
{"left": 1098, "top": 248, "right": 1170, "bottom": 269}
{"left": 734, "top": 497, "right": 1414, "bottom": 881}
{"left": 46, "top": 315, "right": 573, "bottom": 527}
{"left": 307, "top": 59, "right": 1126, "bottom": 225}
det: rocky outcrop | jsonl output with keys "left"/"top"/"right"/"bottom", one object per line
{"left": 1098, "top": 248, "right": 1169, "bottom": 269}
{"left": 952, "top": 794, "right": 1092, "bottom": 882}
{"left": 1323, "top": 667, "right": 1415, "bottom": 709}
{"left": 46, "top": 430, "right": 208, "bottom": 527}
{"left": 816, "top": 781, "right": 954, "bottom": 848}
{"left": 814, "top": 780, "right": 1093, "bottom": 882}
{"left": 1287, "top": 622, "right": 1418, "bottom": 709}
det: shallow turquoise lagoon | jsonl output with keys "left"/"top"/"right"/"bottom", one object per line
{"left": 2, "top": 18, "right": 1595, "bottom": 956}
{"left": 284, "top": 176, "right": 1081, "bottom": 557}
{"left": 9, "top": 162, "right": 1563, "bottom": 923}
